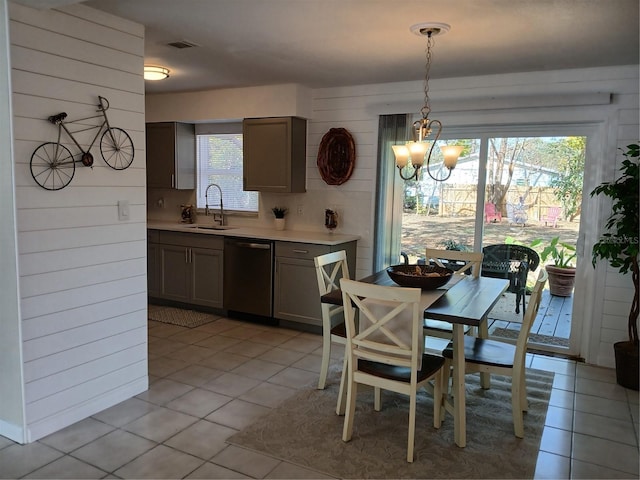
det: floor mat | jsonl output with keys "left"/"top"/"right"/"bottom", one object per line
{"left": 492, "top": 327, "right": 570, "bottom": 347}
{"left": 148, "top": 304, "right": 218, "bottom": 328}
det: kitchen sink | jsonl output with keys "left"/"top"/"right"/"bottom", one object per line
{"left": 184, "top": 225, "right": 236, "bottom": 231}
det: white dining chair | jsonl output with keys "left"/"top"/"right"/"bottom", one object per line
{"left": 423, "top": 248, "right": 484, "bottom": 340}
{"left": 340, "top": 278, "right": 445, "bottom": 463}
{"left": 314, "top": 251, "right": 349, "bottom": 414}
{"left": 441, "top": 269, "right": 548, "bottom": 438}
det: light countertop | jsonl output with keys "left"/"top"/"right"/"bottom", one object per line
{"left": 148, "top": 220, "right": 359, "bottom": 246}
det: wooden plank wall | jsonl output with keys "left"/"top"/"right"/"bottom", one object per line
{"left": 8, "top": 2, "right": 147, "bottom": 441}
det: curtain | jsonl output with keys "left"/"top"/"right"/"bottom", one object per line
{"left": 373, "top": 114, "right": 410, "bottom": 271}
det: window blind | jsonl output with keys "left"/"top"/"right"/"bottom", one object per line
{"left": 196, "top": 134, "right": 258, "bottom": 212}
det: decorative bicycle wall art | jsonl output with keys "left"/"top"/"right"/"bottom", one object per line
{"left": 30, "top": 96, "right": 134, "bottom": 190}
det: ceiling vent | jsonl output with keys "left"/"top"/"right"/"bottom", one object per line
{"left": 167, "top": 40, "right": 199, "bottom": 49}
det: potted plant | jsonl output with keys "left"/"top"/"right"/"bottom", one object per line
{"left": 590, "top": 142, "right": 639, "bottom": 390}
{"left": 439, "top": 239, "right": 470, "bottom": 251}
{"left": 530, "top": 236, "right": 576, "bottom": 296}
{"left": 272, "top": 206, "right": 288, "bottom": 230}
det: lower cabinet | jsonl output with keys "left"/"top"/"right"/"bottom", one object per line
{"left": 147, "top": 241, "right": 160, "bottom": 297}
{"left": 149, "top": 231, "right": 224, "bottom": 309}
{"left": 147, "top": 229, "right": 357, "bottom": 323}
{"left": 273, "top": 240, "right": 357, "bottom": 327}
{"left": 190, "top": 247, "right": 223, "bottom": 307}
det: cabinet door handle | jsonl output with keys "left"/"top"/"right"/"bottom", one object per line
{"left": 185, "top": 248, "right": 189, "bottom": 263}
{"left": 293, "top": 249, "right": 309, "bottom": 254}
{"left": 171, "top": 174, "right": 175, "bottom": 188}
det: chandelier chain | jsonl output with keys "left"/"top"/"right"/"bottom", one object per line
{"left": 420, "top": 31, "right": 434, "bottom": 119}
{"left": 393, "top": 22, "right": 460, "bottom": 182}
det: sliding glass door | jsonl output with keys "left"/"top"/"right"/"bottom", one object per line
{"left": 386, "top": 129, "right": 586, "bottom": 354}
{"left": 400, "top": 138, "right": 481, "bottom": 262}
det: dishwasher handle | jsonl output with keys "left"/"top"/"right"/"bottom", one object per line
{"left": 235, "top": 241, "right": 271, "bottom": 250}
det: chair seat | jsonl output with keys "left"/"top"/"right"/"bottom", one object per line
{"left": 424, "top": 319, "right": 471, "bottom": 334}
{"left": 359, "top": 354, "right": 445, "bottom": 382}
{"left": 442, "top": 336, "right": 516, "bottom": 368}
{"left": 330, "top": 321, "right": 346, "bottom": 338}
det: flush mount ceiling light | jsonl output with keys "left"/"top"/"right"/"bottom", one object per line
{"left": 144, "top": 66, "right": 170, "bottom": 81}
{"left": 392, "top": 22, "right": 463, "bottom": 182}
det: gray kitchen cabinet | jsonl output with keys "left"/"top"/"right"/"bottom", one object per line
{"left": 243, "top": 117, "right": 306, "bottom": 193}
{"left": 146, "top": 122, "right": 195, "bottom": 189}
{"left": 159, "top": 244, "right": 191, "bottom": 302}
{"left": 147, "top": 241, "right": 160, "bottom": 297}
{"left": 190, "top": 247, "right": 223, "bottom": 307}
{"left": 148, "top": 231, "right": 224, "bottom": 309}
{"left": 274, "top": 240, "right": 356, "bottom": 327}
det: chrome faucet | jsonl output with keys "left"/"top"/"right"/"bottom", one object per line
{"left": 204, "top": 183, "right": 225, "bottom": 226}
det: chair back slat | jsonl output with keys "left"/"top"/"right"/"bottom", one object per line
{"left": 425, "top": 248, "right": 484, "bottom": 278}
{"left": 314, "top": 250, "right": 350, "bottom": 296}
{"left": 514, "top": 269, "right": 548, "bottom": 362}
{"left": 340, "top": 279, "right": 423, "bottom": 370}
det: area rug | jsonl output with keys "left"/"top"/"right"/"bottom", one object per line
{"left": 492, "top": 327, "right": 570, "bottom": 348}
{"left": 228, "top": 368, "right": 553, "bottom": 479}
{"left": 148, "top": 304, "right": 218, "bottom": 328}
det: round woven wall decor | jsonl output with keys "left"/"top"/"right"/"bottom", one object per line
{"left": 317, "top": 127, "right": 356, "bottom": 185}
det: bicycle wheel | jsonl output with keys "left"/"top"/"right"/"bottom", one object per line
{"left": 100, "top": 127, "right": 134, "bottom": 170}
{"left": 30, "top": 142, "right": 75, "bottom": 190}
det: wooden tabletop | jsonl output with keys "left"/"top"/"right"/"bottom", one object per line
{"left": 321, "top": 272, "right": 509, "bottom": 327}
{"left": 424, "top": 276, "right": 509, "bottom": 326}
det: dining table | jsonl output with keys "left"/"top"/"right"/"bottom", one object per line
{"left": 321, "top": 269, "right": 509, "bottom": 448}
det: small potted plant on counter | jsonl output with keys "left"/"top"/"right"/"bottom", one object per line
{"left": 272, "top": 206, "right": 288, "bottom": 230}
{"left": 590, "top": 142, "right": 639, "bottom": 390}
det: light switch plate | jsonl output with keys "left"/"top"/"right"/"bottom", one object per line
{"left": 118, "top": 200, "right": 130, "bottom": 221}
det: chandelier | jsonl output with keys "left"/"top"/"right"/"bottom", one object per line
{"left": 392, "top": 22, "right": 463, "bottom": 182}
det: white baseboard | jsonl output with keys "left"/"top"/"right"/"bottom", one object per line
{"left": 26, "top": 377, "right": 148, "bottom": 443}
{"left": 0, "top": 418, "right": 26, "bottom": 444}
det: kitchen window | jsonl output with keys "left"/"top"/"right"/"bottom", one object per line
{"left": 195, "top": 123, "right": 258, "bottom": 213}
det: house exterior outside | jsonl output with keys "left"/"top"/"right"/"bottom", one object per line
{"left": 1, "top": 0, "right": 638, "bottom": 443}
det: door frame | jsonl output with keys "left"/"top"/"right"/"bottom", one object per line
{"left": 376, "top": 120, "right": 601, "bottom": 358}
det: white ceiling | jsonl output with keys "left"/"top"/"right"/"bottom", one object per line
{"left": 18, "top": 0, "right": 640, "bottom": 94}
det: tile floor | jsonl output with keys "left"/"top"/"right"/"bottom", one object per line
{"left": 1, "top": 316, "right": 638, "bottom": 479}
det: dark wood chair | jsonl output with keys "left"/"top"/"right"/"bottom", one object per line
{"left": 481, "top": 244, "right": 540, "bottom": 316}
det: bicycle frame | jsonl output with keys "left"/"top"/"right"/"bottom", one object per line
{"left": 31, "top": 95, "right": 134, "bottom": 190}
{"left": 49, "top": 96, "right": 114, "bottom": 166}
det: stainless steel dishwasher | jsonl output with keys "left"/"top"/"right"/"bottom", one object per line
{"left": 224, "top": 237, "right": 274, "bottom": 318}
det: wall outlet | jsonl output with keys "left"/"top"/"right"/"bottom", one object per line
{"left": 297, "top": 204, "right": 304, "bottom": 215}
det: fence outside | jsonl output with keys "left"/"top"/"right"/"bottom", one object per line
{"left": 423, "top": 185, "right": 574, "bottom": 223}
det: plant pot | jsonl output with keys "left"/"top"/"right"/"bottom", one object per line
{"left": 545, "top": 265, "right": 576, "bottom": 297}
{"left": 274, "top": 218, "right": 286, "bottom": 231}
{"left": 614, "top": 340, "right": 639, "bottom": 390}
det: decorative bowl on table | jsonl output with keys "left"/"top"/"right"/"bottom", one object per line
{"left": 386, "top": 264, "right": 454, "bottom": 290}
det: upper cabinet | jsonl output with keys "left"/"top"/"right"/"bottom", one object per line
{"left": 146, "top": 122, "right": 195, "bottom": 190}
{"left": 243, "top": 116, "right": 306, "bottom": 193}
